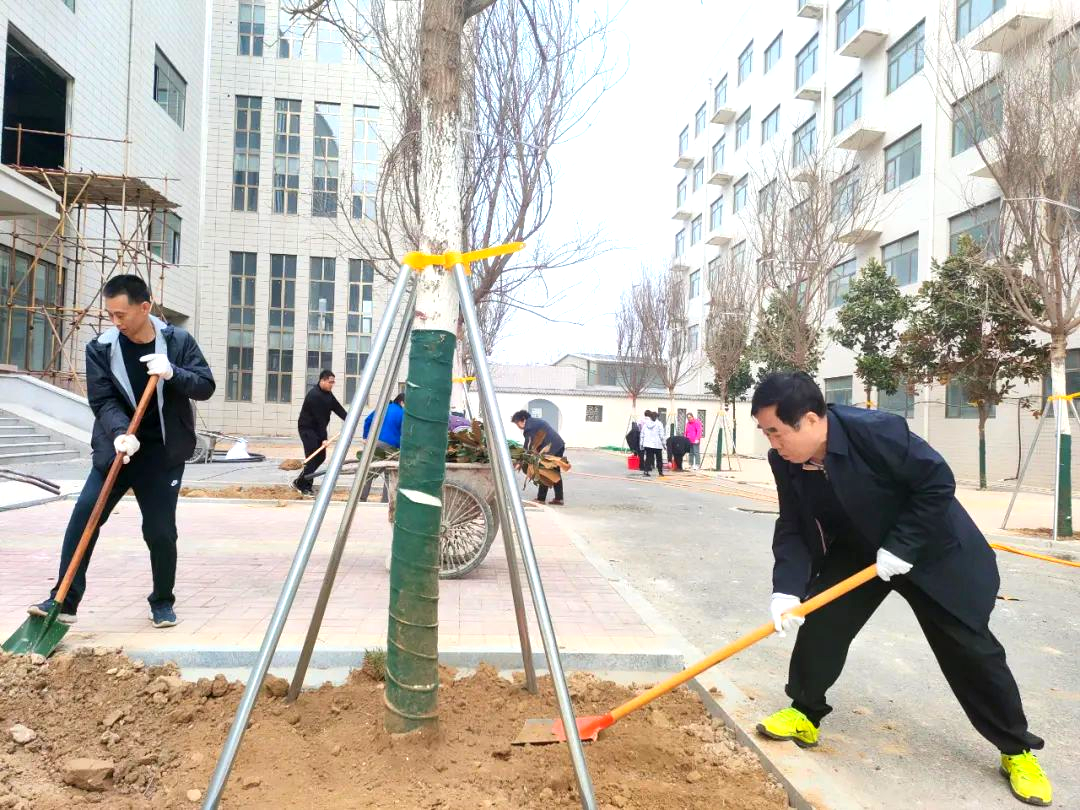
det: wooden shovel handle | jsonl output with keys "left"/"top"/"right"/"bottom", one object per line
{"left": 302, "top": 432, "right": 338, "bottom": 465}
{"left": 609, "top": 564, "right": 879, "bottom": 724}
{"left": 54, "top": 375, "right": 160, "bottom": 605}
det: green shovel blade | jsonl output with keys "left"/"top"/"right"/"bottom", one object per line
{"left": 2, "top": 610, "right": 69, "bottom": 656}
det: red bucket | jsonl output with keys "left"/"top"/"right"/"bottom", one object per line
{"left": 626, "top": 454, "right": 640, "bottom": 470}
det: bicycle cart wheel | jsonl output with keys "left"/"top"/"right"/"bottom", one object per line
{"left": 439, "top": 479, "right": 496, "bottom": 578}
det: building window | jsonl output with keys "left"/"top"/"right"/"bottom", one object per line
{"left": 153, "top": 48, "right": 186, "bottom": 128}
{"left": 266, "top": 254, "right": 296, "bottom": 403}
{"left": 708, "top": 256, "right": 721, "bottom": 287}
{"left": 278, "top": 8, "right": 304, "bottom": 58}
{"left": 837, "top": 0, "right": 864, "bottom": 49}
{"left": 714, "top": 75, "right": 728, "bottom": 108}
{"left": 888, "top": 20, "right": 925, "bottom": 92}
{"left": 828, "top": 258, "right": 857, "bottom": 308}
{"left": 949, "top": 199, "right": 1001, "bottom": 256}
{"left": 690, "top": 215, "right": 702, "bottom": 245}
{"left": 879, "top": 385, "right": 915, "bottom": 418}
{"left": 317, "top": 17, "right": 343, "bottom": 63}
{"left": 710, "top": 197, "right": 724, "bottom": 231}
{"left": 762, "top": 105, "right": 780, "bottom": 142}
{"left": 676, "top": 178, "right": 687, "bottom": 207}
{"left": 1051, "top": 27, "right": 1080, "bottom": 99}
{"left": 273, "top": 99, "right": 301, "bottom": 214}
{"left": 307, "top": 257, "right": 336, "bottom": 386}
{"left": 957, "top": 0, "right": 1005, "bottom": 39}
{"left": 738, "top": 41, "right": 753, "bottom": 84}
{"left": 694, "top": 103, "right": 707, "bottom": 137}
{"left": 679, "top": 126, "right": 689, "bottom": 155}
{"left": 238, "top": 0, "right": 265, "bottom": 56}
{"left": 882, "top": 232, "right": 919, "bottom": 286}
{"left": 585, "top": 404, "right": 603, "bottom": 423}
{"left": 795, "top": 35, "right": 819, "bottom": 92}
{"left": 675, "top": 230, "right": 685, "bottom": 257}
{"left": 693, "top": 159, "right": 704, "bottom": 191}
{"left": 148, "top": 212, "right": 181, "bottom": 264}
{"left": 352, "top": 105, "right": 379, "bottom": 220}
{"left": 765, "top": 32, "right": 783, "bottom": 73}
{"left": 833, "top": 75, "right": 862, "bottom": 134}
{"left": 735, "top": 108, "right": 751, "bottom": 150}
{"left": 711, "top": 137, "right": 725, "bottom": 171}
{"left": 233, "top": 96, "right": 261, "bottom": 212}
{"left": 345, "top": 259, "right": 374, "bottom": 403}
{"left": 733, "top": 175, "right": 748, "bottom": 212}
{"left": 952, "top": 80, "right": 1002, "bottom": 155}
{"left": 0, "top": 250, "right": 59, "bottom": 371}
{"left": 733, "top": 241, "right": 746, "bottom": 269}
{"left": 760, "top": 180, "right": 777, "bottom": 218}
{"left": 831, "top": 170, "right": 857, "bottom": 222}
{"left": 62, "top": 0, "right": 75, "bottom": 9}
{"left": 689, "top": 269, "right": 701, "bottom": 299}
{"left": 313, "top": 102, "right": 341, "bottom": 217}
{"left": 792, "top": 115, "right": 816, "bottom": 166}
{"left": 688, "top": 324, "right": 700, "bottom": 352}
{"left": 825, "top": 376, "right": 853, "bottom": 406}
{"left": 884, "top": 127, "right": 921, "bottom": 192}
{"left": 946, "top": 380, "right": 996, "bottom": 418}
{"left": 227, "top": 252, "right": 257, "bottom": 402}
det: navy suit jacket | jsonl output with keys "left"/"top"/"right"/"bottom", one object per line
{"left": 768, "top": 404, "right": 999, "bottom": 630}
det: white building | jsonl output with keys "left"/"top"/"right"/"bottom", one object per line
{"left": 669, "top": 0, "right": 1080, "bottom": 487}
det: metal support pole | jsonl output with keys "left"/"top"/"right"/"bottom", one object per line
{"left": 1002, "top": 397, "right": 1052, "bottom": 530}
{"left": 451, "top": 263, "right": 597, "bottom": 810}
{"left": 202, "top": 264, "right": 413, "bottom": 810}
{"left": 285, "top": 283, "right": 416, "bottom": 703}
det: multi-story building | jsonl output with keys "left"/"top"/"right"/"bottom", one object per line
{"left": 669, "top": 0, "right": 1080, "bottom": 488}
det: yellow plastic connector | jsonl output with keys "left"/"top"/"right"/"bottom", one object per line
{"left": 401, "top": 241, "right": 525, "bottom": 275}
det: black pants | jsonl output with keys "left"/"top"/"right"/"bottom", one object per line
{"left": 537, "top": 477, "right": 564, "bottom": 502}
{"left": 787, "top": 546, "right": 1043, "bottom": 755}
{"left": 295, "top": 428, "right": 326, "bottom": 492}
{"left": 51, "top": 443, "right": 184, "bottom": 613}
{"left": 643, "top": 447, "right": 664, "bottom": 474}
{"left": 670, "top": 452, "right": 685, "bottom": 471}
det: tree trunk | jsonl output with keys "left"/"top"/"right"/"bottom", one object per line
{"left": 865, "top": 385, "right": 873, "bottom": 409}
{"left": 717, "top": 384, "right": 728, "bottom": 471}
{"left": 977, "top": 403, "right": 988, "bottom": 491}
{"left": 667, "top": 389, "right": 675, "bottom": 437}
{"left": 385, "top": 0, "right": 468, "bottom": 735}
{"left": 1050, "top": 332, "right": 1073, "bottom": 538}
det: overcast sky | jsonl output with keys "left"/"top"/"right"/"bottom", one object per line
{"left": 488, "top": 0, "right": 731, "bottom": 365}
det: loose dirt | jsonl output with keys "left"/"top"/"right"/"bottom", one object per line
{"left": 0, "top": 650, "right": 789, "bottom": 809}
{"left": 179, "top": 485, "right": 352, "bottom": 502}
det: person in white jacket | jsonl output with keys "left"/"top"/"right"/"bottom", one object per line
{"left": 639, "top": 410, "right": 666, "bottom": 478}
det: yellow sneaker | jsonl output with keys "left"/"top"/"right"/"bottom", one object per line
{"left": 755, "top": 707, "right": 819, "bottom": 748}
{"left": 1000, "top": 751, "right": 1052, "bottom": 806}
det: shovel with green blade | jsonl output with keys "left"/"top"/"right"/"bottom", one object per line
{"left": 3, "top": 374, "right": 159, "bottom": 657}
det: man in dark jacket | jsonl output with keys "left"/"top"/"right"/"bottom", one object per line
{"left": 665, "top": 434, "right": 691, "bottom": 471}
{"left": 293, "top": 369, "right": 348, "bottom": 495}
{"left": 625, "top": 420, "right": 642, "bottom": 469}
{"left": 512, "top": 409, "right": 566, "bottom": 505}
{"left": 27, "top": 274, "right": 215, "bottom": 629}
{"left": 750, "top": 372, "right": 1051, "bottom": 807}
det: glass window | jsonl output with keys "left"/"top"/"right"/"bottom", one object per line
{"left": 313, "top": 102, "right": 340, "bottom": 217}
{"left": 266, "top": 254, "right": 296, "bottom": 403}
{"left": 792, "top": 115, "right": 816, "bottom": 166}
{"left": 675, "top": 230, "right": 685, "bottom": 257}
{"left": 832, "top": 170, "right": 858, "bottom": 222}
{"left": 688, "top": 324, "right": 700, "bottom": 352}
{"left": 879, "top": 385, "right": 915, "bottom": 418}
{"left": 153, "top": 48, "right": 186, "bottom": 128}
{"left": 828, "top": 258, "right": 857, "bottom": 308}
{"left": 62, "top": 0, "right": 75, "bottom": 9}
{"left": 689, "top": 270, "right": 701, "bottom": 299}
{"left": 695, "top": 103, "right": 707, "bottom": 136}
{"left": 733, "top": 175, "right": 749, "bottom": 212}
{"left": 952, "top": 80, "right": 1002, "bottom": 155}
{"left": 273, "top": 99, "right": 301, "bottom": 214}
{"left": 888, "top": 20, "right": 925, "bottom": 92}
{"left": 833, "top": 75, "right": 862, "bottom": 134}
{"left": 837, "top": 0, "right": 864, "bottom": 48}
{"left": 738, "top": 41, "right": 753, "bottom": 84}
{"left": 233, "top": 96, "right": 261, "bottom": 212}
{"left": 765, "top": 33, "right": 783, "bottom": 73}
{"left": 957, "top": 0, "right": 1005, "bottom": 39}
{"left": 677, "top": 178, "right": 687, "bottom": 207}
{"left": 825, "top": 376, "right": 853, "bottom": 406}
{"left": 0, "top": 250, "right": 59, "bottom": 370}
{"left": 690, "top": 215, "right": 702, "bottom": 245}
{"left": 762, "top": 105, "right": 780, "bottom": 142}
{"left": 679, "top": 126, "right": 689, "bottom": 155}
{"left": 238, "top": 0, "right": 265, "bottom": 56}
{"left": 317, "top": 17, "right": 343, "bottom": 63}
{"left": 882, "top": 232, "right": 919, "bottom": 286}
{"left": 227, "top": 252, "right": 257, "bottom": 402}
{"left": 949, "top": 199, "right": 1001, "bottom": 256}
{"left": 714, "top": 75, "right": 728, "bottom": 108}
{"left": 759, "top": 180, "right": 777, "bottom": 217}
{"left": 345, "top": 259, "right": 375, "bottom": 403}
{"left": 148, "top": 212, "right": 181, "bottom": 264}
{"left": 278, "top": 8, "right": 304, "bottom": 58}
{"left": 693, "top": 159, "right": 705, "bottom": 191}
{"left": 946, "top": 380, "right": 996, "bottom": 418}
{"left": 796, "top": 33, "right": 818, "bottom": 89}
{"left": 352, "top": 105, "right": 379, "bottom": 220}
{"left": 708, "top": 256, "right": 721, "bottom": 286}
{"left": 736, "top": 108, "right": 751, "bottom": 150}
{"left": 884, "top": 127, "right": 921, "bottom": 191}
{"left": 1051, "top": 27, "right": 1080, "bottom": 99}
{"left": 307, "top": 257, "right": 336, "bottom": 386}
{"left": 710, "top": 197, "right": 724, "bottom": 231}
{"left": 711, "top": 137, "right": 725, "bottom": 171}
{"left": 733, "top": 241, "right": 746, "bottom": 269}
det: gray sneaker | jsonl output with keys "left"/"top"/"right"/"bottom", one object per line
{"left": 27, "top": 598, "right": 77, "bottom": 624}
{"left": 150, "top": 604, "right": 177, "bottom": 628}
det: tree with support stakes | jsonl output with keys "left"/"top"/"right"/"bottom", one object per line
{"left": 895, "top": 237, "right": 1045, "bottom": 492}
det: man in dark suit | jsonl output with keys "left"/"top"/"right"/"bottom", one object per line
{"left": 750, "top": 372, "right": 1051, "bottom": 807}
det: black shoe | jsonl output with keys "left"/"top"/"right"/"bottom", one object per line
{"left": 27, "top": 598, "right": 77, "bottom": 624}
{"left": 150, "top": 604, "right": 177, "bottom": 628}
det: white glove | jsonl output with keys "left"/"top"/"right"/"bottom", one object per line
{"left": 114, "top": 433, "right": 141, "bottom": 464}
{"left": 140, "top": 353, "right": 174, "bottom": 380}
{"left": 770, "top": 593, "right": 805, "bottom": 637}
{"left": 876, "top": 547, "right": 913, "bottom": 581}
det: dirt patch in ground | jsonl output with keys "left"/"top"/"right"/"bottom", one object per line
{"left": 179, "top": 485, "right": 353, "bottom": 502}
{"left": 0, "top": 650, "right": 789, "bottom": 810}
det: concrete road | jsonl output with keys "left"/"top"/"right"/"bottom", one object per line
{"left": 557, "top": 450, "right": 1078, "bottom": 810}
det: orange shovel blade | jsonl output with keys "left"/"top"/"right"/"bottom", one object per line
{"left": 512, "top": 713, "right": 614, "bottom": 745}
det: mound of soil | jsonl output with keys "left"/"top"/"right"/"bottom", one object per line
{"left": 0, "top": 650, "right": 789, "bottom": 809}
{"left": 179, "top": 485, "right": 353, "bottom": 502}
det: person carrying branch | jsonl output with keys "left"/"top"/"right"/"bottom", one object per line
{"left": 750, "top": 372, "right": 1051, "bottom": 807}
{"left": 512, "top": 409, "right": 566, "bottom": 505}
